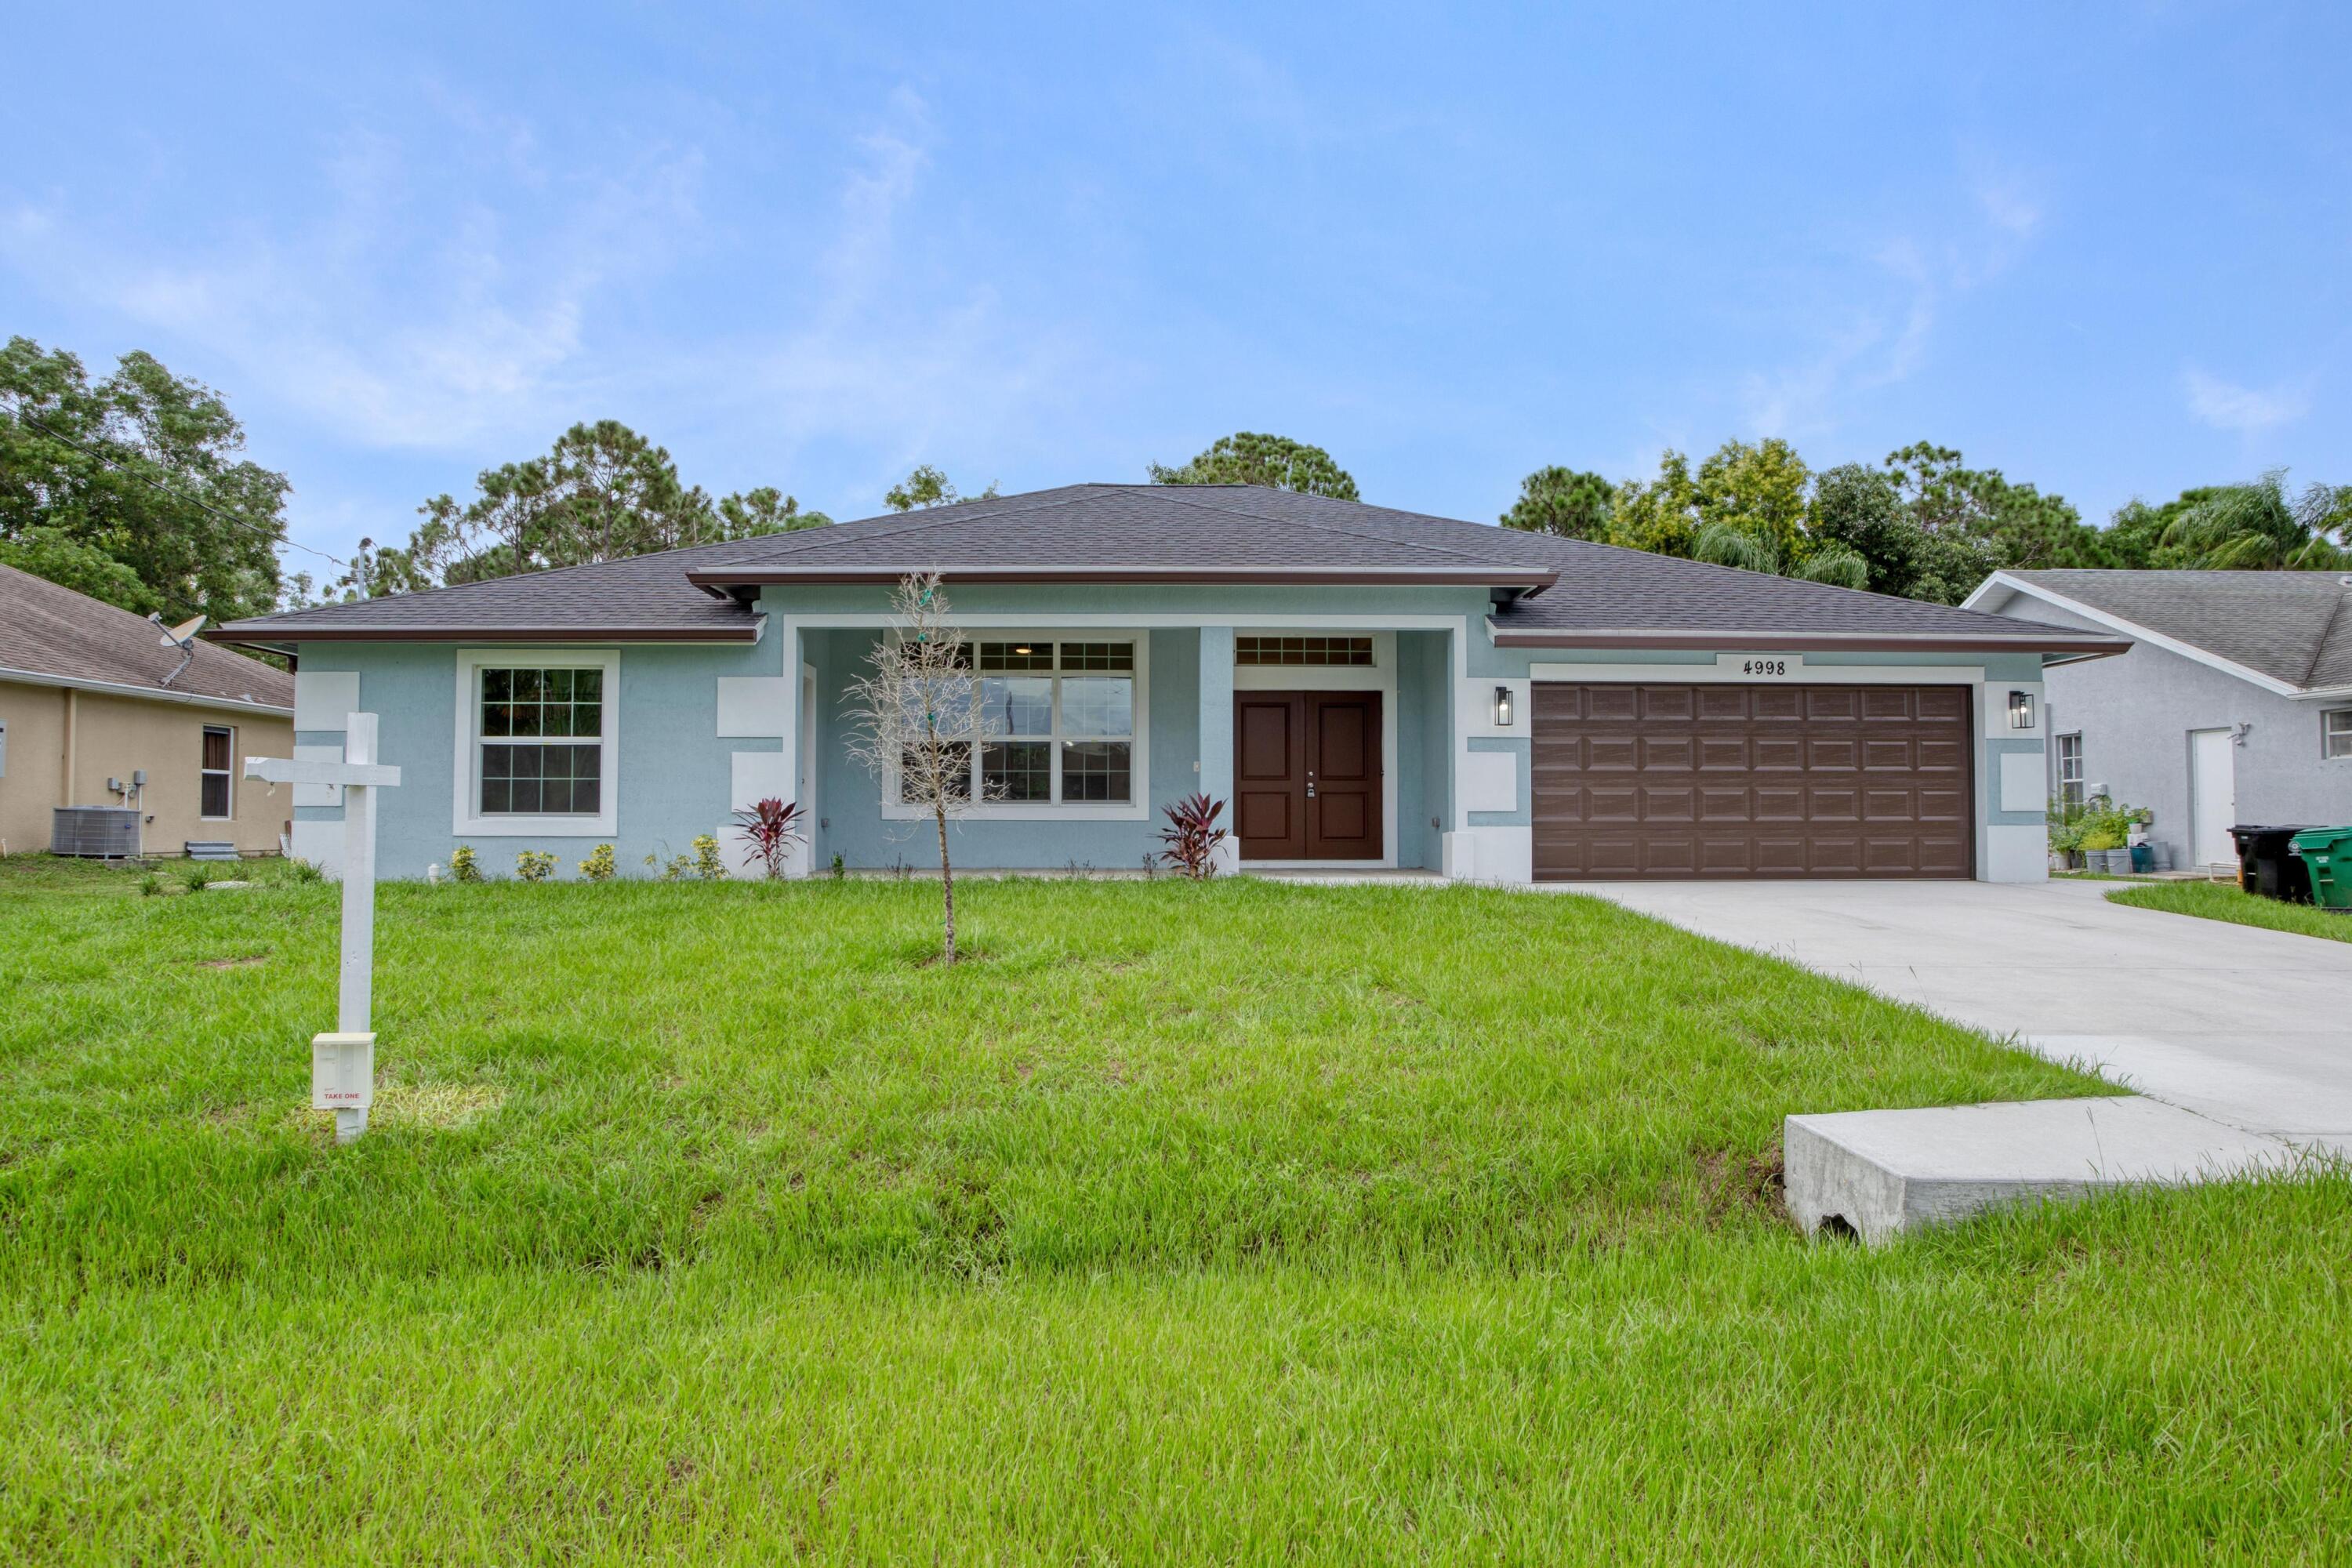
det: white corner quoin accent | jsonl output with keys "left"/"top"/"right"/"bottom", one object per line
{"left": 292, "top": 744, "right": 347, "bottom": 808}
{"left": 1460, "top": 749, "right": 1519, "bottom": 815}
{"left": 294, "top": 670, "right": 361, "bottom": 731}
{"left": 1998, "top": 750, "right": 2045, "bottom": 814}
{"left": 716, "top": 676, "right": 790, "bottom": 739}
{"left": 1443, "top": 825, "right": 1533, "bottom": 884}
{"left": 730, "top": 750, "right": 791, "bottom": 811}
{"left": 1984, "top": 823, "right": 2047, "bottom": 882}
{"left": 449, "top": 647, "right": 620, "bottom": 838}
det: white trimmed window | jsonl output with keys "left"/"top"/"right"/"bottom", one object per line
{"left": 886, "top": 637, "right": 1146, "bottom": 818}
{"left": 2056, "top": 732, "right": 2084, "bottom": 808}
{"left": 2326, "top": 710, "right": 2352, "bottom": 760}
{"left": 479, "top": 666, "right": 604, "bottom": 815}
{"left": 200, "top": 725, "right": 234, "bottom": 819}
{"left": 452, "top": 650, "right": 619, "bottom": 836}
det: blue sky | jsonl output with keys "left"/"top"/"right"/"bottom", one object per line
{"left": 4, "top": 3, "right": 2347, "bottom": 575}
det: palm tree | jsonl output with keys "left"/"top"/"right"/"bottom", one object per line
{"left": 2161, "top": 471, "right": 2351, "bottom": 571}
{"left": 1689, "top": 521, "right": 1870, "bottom": 590}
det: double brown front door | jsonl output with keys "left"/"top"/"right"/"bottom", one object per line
{"left": 1234, "top": 691, "right": 1382, "bottom": 860}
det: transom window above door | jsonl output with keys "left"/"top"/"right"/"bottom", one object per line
{"left": 903, "top": 640, "right": 1137, "bottom": 808}
{"left": 1235, "top": 635, "right": 1373, "bottom": 666}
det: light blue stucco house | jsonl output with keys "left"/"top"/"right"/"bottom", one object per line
{"left": 212, "top": 485, "right": 2124, "bottom": 884}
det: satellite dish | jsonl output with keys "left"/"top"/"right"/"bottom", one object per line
{"left": 146, "top": 612, "right": 208, "bottom": 689}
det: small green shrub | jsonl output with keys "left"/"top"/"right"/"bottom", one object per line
{"left": 579, "top": 844, "right": 616, "bottom": 883}
{"left": 514, "top": 851, "right": 558, "bottom": 884}
{"left": 690, "top": 834, "right": 727, "bottom": 880}
{"left": 830, "top": 853, "right": 846, "bottom": 880}
{"left": 289, "top": 857, "right": 325, "bottom": 884}
{"left": 2051, "top": 798, "right": 2147, "bottom": 855}
{"left": 450, "top": 845, "right": 484, "bottom": 884}
{"left": 139, "top": 873, "right": 162, "bottom": 897}
{"left": 179, "top": 864, "right": 211, "bottom": 894}
{"left": 645, "top": 850, "right": 691, "bottom": 881}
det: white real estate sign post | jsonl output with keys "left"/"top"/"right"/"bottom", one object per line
{"left": 245, "top": 712, "right": 401, "bottom": 1143}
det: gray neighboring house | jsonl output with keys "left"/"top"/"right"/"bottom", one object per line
{"left": 1965, "top": 569, "right": 2352, "bottom": 868}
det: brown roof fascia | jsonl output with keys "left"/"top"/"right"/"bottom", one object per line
{"left": 204, "top": 624, "right": 762, "bottom": 648}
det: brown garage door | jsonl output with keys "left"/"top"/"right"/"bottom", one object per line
{"left": 1532, "top": 683, "right": 1973, "bottom": 880}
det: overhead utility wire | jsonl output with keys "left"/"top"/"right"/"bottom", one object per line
{"left": 2, "top": 397, "right": 349, "bottom": 568}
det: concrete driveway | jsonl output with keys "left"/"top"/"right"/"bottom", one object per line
{"left": 1561, "top": 877, "right": 2352, "bottom": 1154}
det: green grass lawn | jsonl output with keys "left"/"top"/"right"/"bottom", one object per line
{"left": 2109, "top": 877, "right": 2352, "bottom": 943}
{"left": 2, "top": 855, "right": 2346, "bottom": 1562}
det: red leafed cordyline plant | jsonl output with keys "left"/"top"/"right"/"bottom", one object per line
{"left": 1156, "top": 793, "right": 1229, "bottom": 880}
{"left": 732, "top": 797, "right": 807, "bottom": 880}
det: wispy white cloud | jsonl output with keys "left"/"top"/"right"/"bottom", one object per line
{"left": 1972, "top": 172, "right": 2042, "bottom": 242}
{"left": 1733, "top": 156, "right": 2049, "bottom": 440}
{"left": 2180, "top": 366, "right": 2310, "bottom": 432}
{"left": 0, "top": 114, "right": 701, "bottom": 452}
{"left": 2, "top": 73, "right": 1144, "bottom": 535}
{"left": 680, "top": 89, "right": 1129, "bottom": 508}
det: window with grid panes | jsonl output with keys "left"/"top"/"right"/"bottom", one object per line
{"left": 477, "top": 666, "right": 605, "bottom": 815}
{"left": 2056, "top": 733, "right": 2084, "bottom": 809}
{"left": 963, "top": 640, "right": 1134, "bottom": 804}
{"left": 1233, "top": 635, "right": 1373, "bottom": 666}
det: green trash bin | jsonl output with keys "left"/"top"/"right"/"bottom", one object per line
{"left": 2288, "top": 826, "right": 2352, "bottom": 911}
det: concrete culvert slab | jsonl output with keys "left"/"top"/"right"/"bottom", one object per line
{"left": 1784, "top": 1094, "right": 2305, "bottom": 1245}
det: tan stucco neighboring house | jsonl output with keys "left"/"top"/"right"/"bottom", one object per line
{"left": 0, "top": 564, "right": 295, "bottom": 858}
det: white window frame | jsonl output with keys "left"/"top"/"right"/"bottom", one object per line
{"left": 451, "top": 648, "right": 621, "bottom": 837}
{"left": 200, "top": 724, "right": 234, "bottom": 820}
{"left": 880, "top": 633, "right": 1150, "bottom": 822}
{"left": 2325, "top": 710, "right": 2352, "bottom": 761}
{"left": 2056, "top": 731, "right": 2085, "bottom": 808}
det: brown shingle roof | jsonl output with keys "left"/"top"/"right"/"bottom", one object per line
{"left": 0, "top": 564, "right": 292, "bottom": 709}
{"left": 209, "top": 485, "right": 2125, "bottom": 655}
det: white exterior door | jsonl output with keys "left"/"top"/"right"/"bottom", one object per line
{"left": 2189, "top": 728, "right": 2236, "bottom": 867}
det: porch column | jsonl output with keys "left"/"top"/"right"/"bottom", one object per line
{"left": 722, "top": 616, "right": 804, "bottom": 876}
{"left": 1198, "top": 626, "right": 1241, "bottom": 873}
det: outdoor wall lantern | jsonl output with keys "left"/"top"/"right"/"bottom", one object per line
{"left": 1494, "top": 684, "right": 1515, "bottom": 727}
{"left": 2007, "top": 690, "right": 2036, "bottom": 730}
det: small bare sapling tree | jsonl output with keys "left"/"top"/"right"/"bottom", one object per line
{"left": 843, "top": 573, "right": 995, "bottom": 961}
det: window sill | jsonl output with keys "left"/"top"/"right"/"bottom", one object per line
{"left": 880, "top": 801, "right": 1149, "bottom": 822}
{"left": 455, "top": 813, "right": 618, "bottom": 837}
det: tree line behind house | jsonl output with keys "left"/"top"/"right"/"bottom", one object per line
{"left": 1493, "top": 440, "right": 2352, "bottom": 604}
{"left": 5, "top": 335, "right": 2348, "bottom": 635}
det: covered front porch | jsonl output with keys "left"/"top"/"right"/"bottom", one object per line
{"left": 757, "top": 612, "right": 1471, "bottom": 876}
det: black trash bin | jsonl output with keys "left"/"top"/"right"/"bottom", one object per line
{"left": 2230, "top": 824, "right": 2322, "bottom": 902}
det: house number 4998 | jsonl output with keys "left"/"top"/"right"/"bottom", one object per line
{"left": 1740, "top": 659, "right": 1791, "bottom": 677}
